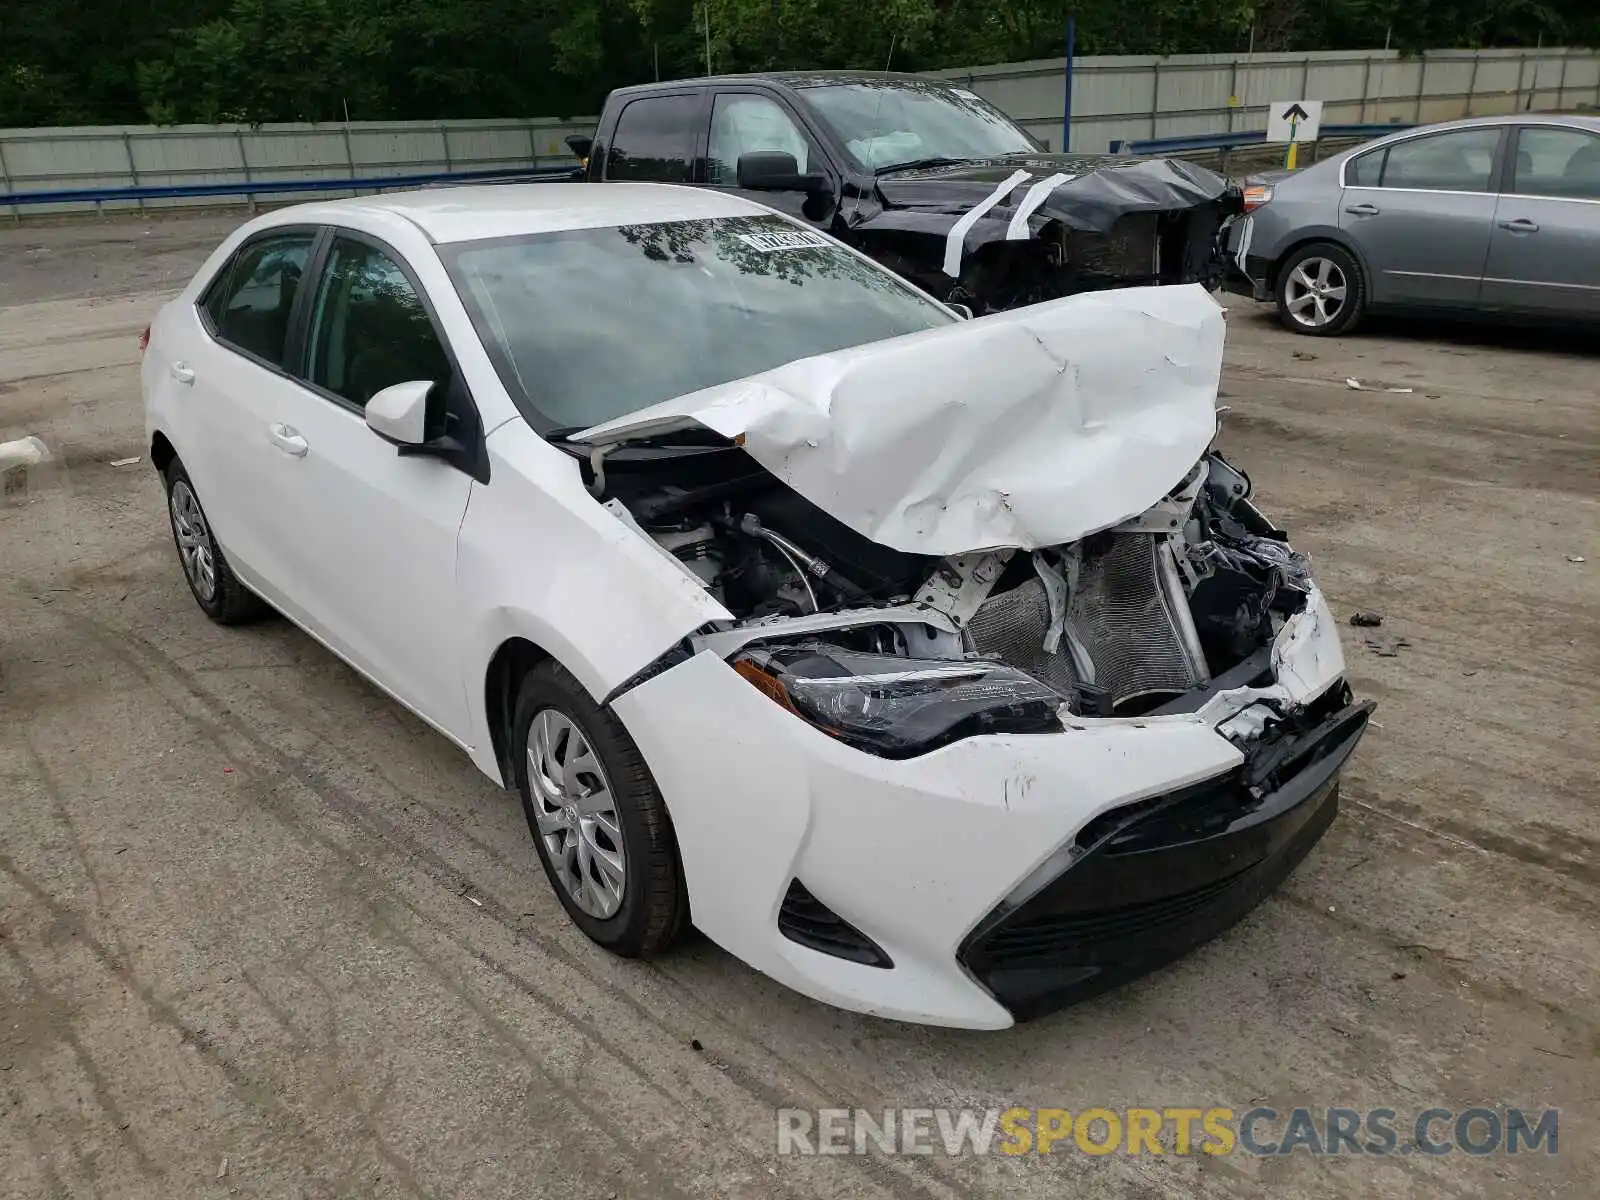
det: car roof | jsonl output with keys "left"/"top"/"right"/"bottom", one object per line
{"left": 254, "top": 182, "right": 775, "bottom": 245}
{"left": 608, "top": 70, "right": 952, "bottom": 96}
{"left": 1372, "top": 112, "right": 1600, "bottom": 139}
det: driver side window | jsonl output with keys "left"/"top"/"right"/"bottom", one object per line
{"left": 708, "top": 94, "right": 815, "bottom": 185}
{"left": 304, "top": 237, "right": 449, "bottom": 409}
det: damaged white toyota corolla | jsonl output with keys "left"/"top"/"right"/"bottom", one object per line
{"left": 143, "top": 184, "right": 1371, "bottom": 1029}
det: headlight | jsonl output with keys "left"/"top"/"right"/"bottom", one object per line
{"left": 1242, "top": 183, "right": 1273, "bottom": 211}
{"left": 731, "top": 642, "right": 1066, "bottom": 757}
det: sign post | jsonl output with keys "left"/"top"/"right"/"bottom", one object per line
{"left": 1265, "top": 99, "right": 1324, "bottom": 170}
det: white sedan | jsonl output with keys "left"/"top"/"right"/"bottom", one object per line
{"left": 142, "top": 184, "right": 1371, "bottom": 1029}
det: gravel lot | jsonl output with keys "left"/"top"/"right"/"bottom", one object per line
{"left": 2, "top": 211, "right": 1596, "bottom": 1199}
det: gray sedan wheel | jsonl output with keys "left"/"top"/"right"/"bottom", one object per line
{"left": 1275, "top": 243, "right": 1366, "bottom": 337}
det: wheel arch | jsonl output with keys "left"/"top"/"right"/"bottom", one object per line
{"left": 484, "top": 636, "right": 555, "bottom": 789}
{"left": 150, "top": 430, "right": 178, "bottom": 476}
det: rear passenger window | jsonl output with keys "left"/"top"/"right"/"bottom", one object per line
{"left": 203, "top": 232, "right": 315, "bottom": 366}
{"left": 606, "top": 95, "right": 699, "bottom": 182}
{"left": 1375, "top": 128, "right": 1500, "bottom": 192}
{"left": 1346, "top": 148, "right": 1384, "bottom": 187}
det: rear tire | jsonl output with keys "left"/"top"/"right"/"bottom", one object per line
{"left": 513, "top": 660, "right": 687, "bottom": 957}
{"left": 162, "top": 459, "right": 269, "bottom": 624}
{"left": 1275, "top": 242, "right": 1366, "bottom": 336}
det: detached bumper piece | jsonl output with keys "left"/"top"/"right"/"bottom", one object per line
{"left": 1222, "top": 253, "right": 1274, "bottom": 302}
{"left": 779, "top": 879, "right": 893, "bottom": 968}
{"left": 960, "top": 687, "right": 1373, "bottom": 1021}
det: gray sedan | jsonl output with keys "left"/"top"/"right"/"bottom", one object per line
{"left": 1225, "top": 114, "right": 1600, "bottom": 335}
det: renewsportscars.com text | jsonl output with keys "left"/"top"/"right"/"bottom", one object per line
{"left": 775, "top": 1106, "right": 1559, "bottom": 1157}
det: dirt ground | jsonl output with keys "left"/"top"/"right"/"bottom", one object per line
{"left": 1, "top": 212, "right": 1596, "bottom": 1200}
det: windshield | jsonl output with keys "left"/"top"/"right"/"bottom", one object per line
{"left": 800, "top": 81, "right": 1037, "bottom": 172}
{"left": 443, "top": 215, "right": 951, "bottom": 431}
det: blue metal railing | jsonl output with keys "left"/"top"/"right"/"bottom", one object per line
{"left": 1109, "top": 123, "right": 1414, "bottom": 155}
{"left": 0, "top": 163, "right": 580, "bottom": 208}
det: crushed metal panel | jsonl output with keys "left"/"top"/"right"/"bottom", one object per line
{"left": 573, "top": 284, "right": 1225, "bottom": 557}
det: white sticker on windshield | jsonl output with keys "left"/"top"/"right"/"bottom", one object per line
{"left": 736, "top": 229, "right": 832, "bottom": 253}
{"left": 952, "top": 88, "right": 980, "bottom": 100}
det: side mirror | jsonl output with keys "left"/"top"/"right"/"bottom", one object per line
{"left": 947, "top": 303, "right": 974, "bottom": 320}
{"left": 565, "top": 133, "right": 593, "bottom": 169}
{"left": 365, "top": 380, "right": 434, "bottom": 446}
{"left": 737, "top": 151, "right": 828, "bottom": 194}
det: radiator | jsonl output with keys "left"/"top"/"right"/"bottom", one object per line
{"left": 967, "top": 537, "right": 1210, "bottom": 712}
{"left": 1064, "top": 536, "right": 1209, "bottom": 708}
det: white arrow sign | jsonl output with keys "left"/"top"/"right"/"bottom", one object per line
{"left": 1266, "top": 99, "right": 1324, "bottom": 144}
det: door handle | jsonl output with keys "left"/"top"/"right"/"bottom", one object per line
{"left": 1343, "top": 203, "right": 1380, "bottom": 216}
{"left": 170, "top": 361, "right": 195, "bottom": 385}
{"left": 268, "top": 423, "right": 309, "bottom": 457}
{"left": 1498, "top": 218, "right": 1539, "bottom": 233}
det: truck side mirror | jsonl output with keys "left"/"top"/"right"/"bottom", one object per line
{"left": 737, "top": 151, "right": 828, "bottom": 194}
{"left": 565, "top": 134, "right": 594, "bottom": 169}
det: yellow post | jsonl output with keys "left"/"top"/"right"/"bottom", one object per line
{"left": 1285, "top": 139, "right": 1299, "bottom": 170}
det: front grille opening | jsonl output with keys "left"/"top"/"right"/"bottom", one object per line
{"left": 778, "top": 879, "right": 893, "bottom": 968}
{"left": 982, "top": 868, "right": 1254, "bottom": 963}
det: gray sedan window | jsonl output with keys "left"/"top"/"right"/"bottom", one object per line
{"left": 1346, "top": 148, "right": 1384, "bottom": 187}
{"left": 1512, "top": 127, "right": 1600, "bottom": 201}
{"left": 1373, "top": 128, "right": 1500, "bottom": 192}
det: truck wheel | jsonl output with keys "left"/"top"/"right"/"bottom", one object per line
{"left": 513, "top": 661, "right": 687, "bottom": 957}
{"left": 1275, "top": 243, "right": 1365, "bottom": 336}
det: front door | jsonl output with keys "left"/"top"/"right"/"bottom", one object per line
{"left": 268, "top": 232, "right": 476, "bottom": 740}
{"left": 1480, "top": 125, "right": 1600, "bottom": 317}
{"left": 1339, "top": 126, "right": 1504, "bottom": 308}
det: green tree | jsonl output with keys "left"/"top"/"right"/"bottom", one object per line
{"left": 1, "top": 0, "right": 1596, "bottom": 128}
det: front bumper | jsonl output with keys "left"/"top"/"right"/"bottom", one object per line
{"left": 960, "top": 688, "right": 1371, "bottom": 1020}
{"left": 612, "top": 587, "right": 1362, "bottom": 1029}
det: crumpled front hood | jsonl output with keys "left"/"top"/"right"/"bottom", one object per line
{"left": 872, "top": 154, "right": 1237, "bottom": 235}
{"left": 571, "top": 284, "right": 1225, "bottom": 557}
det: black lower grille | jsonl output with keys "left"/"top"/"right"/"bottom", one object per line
{"left": 778, "top": 880, "right": 893, "bottom": 968}
{"left": 959, "top": 695, "right": 1373, "bottom": 1021}
{"left": 980, "top": 868, "right": 1254, "bottom": 963}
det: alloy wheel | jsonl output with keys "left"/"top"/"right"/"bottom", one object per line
{"left": 170, "top": 480, "right": 217, "bottom": 602}
{"left": 526, "top": 708, "right": 627, "bottom": 919}
{"left": 1283, "top": 257, "right": 1348, "bottom": 330}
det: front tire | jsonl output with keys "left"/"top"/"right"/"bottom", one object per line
{"left": 1275, "top": 242, "right": 1366, "bottom": 336}
{"left": 512, "top": 661, "right": 686, "bottom": 957}
{"left": 163, "top": 459, "right": 268, "bottom": 624}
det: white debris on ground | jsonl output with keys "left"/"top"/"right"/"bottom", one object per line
{"left": 0, "top": 435, "right": 50, "bottom": 472}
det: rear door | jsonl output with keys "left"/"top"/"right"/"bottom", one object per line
{"left": 179, "top": 227, "right": 319, "bottom": 598}
{"left": 1480, "top": 124, "right": 1600, "bottom": 317}
{"left": 265, "top": 230, "right": 480, "bottom": 739}
{"left": 1338, "top": 126, "right": 1505, "bottom": 308}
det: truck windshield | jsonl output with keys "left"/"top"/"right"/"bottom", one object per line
{"left": 442, "top": 215, "right": 952, "bottom": 431}
{"left": 800, "top": 81, "right": 1037, "bottom": 173}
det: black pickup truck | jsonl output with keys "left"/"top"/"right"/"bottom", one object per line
{"left": 563, "top": 72, "right": 1243, "bottom": 314}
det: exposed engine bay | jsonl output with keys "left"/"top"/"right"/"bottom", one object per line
{"left": 577, "top": 432, "right": 1312, "bottom": 754}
